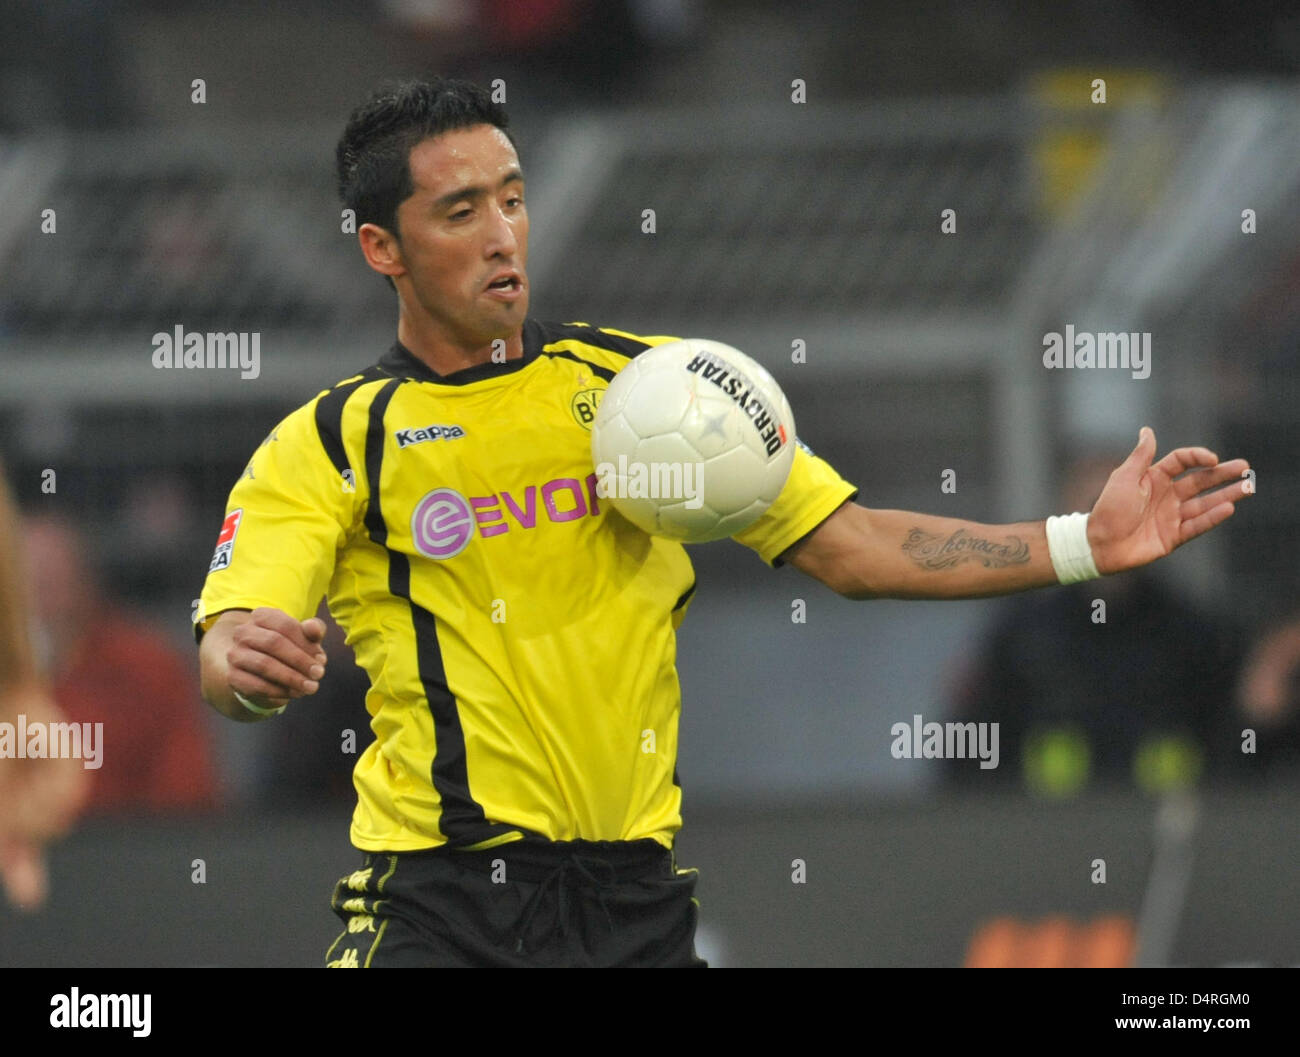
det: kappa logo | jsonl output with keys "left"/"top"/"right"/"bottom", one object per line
{"left": 209, "top": 508, "right": 242, "bottom": 572}
{"left": 394, "top": 424, "right": 466, "bottom": 448}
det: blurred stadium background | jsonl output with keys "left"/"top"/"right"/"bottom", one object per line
{"left": 1, "top": 0, "right": 1298, "bottom": 966}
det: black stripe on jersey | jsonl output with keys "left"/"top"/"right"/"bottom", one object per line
{"left": 314, "top": 379, "right": 366, "bottom": 478}
{"left": 361, "top": 379, "right": 402, "bottom": 541}
{"left": 670, "top": 582, "right": 694, "bottom": 796}
{"left": 313, "top": 366, "right": 389, "bottom": 478}
{"left": 360, "top": 377, "right": 508, "bottom": 847}
{"left": 539, "top": 348, "right": 617, "bottom": 383}
{"left": 542, "top": 321, "right": 657, "bottom": 360}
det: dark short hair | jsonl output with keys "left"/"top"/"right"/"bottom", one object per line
{"left": 336, "top": 78, "right": 514, "bottom": 243}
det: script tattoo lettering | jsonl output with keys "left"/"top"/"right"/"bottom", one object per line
{"left": 901, "top": 527, "right": 1030, "bottom": 570}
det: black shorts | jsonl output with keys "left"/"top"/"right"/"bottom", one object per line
{"left": 325, "top": 836, "right": 707, "bottom": 967}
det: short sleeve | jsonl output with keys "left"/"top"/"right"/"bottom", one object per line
{"left": 732, "top": 439, "right": 858, "bottom": 567}
{"left": 195, "top": 398, "right": 361, "bottom": 639}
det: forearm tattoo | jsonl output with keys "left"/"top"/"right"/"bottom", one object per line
{"left": 901, "top": 527, "right": 1030, "bottom": 570}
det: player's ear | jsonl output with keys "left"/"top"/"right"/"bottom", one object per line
{"left": 358, "top": 222, "right": 405, "bottom": 280}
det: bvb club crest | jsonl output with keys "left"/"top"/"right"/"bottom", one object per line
{"left": 570, "top": 386, "right": 604, "bottom": 430}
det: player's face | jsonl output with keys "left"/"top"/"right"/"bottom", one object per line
{"left": 392, "top": 125, "right": 529, "bottom": 350}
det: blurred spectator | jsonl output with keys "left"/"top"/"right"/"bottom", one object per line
{"left": 23, "top": 514, "right": 220, "bottom": 815}
{"left": 380, "top": 0, "right": 700, "bottom": 108}
{"left": 258, "top": 602, "right": 373, "bottom": 806}
{"left": 0, "top": 0, "right": 130, "bottom": 132}
{"left": 0, "top": 460, "right": 87, "bottom": 909}
{"left": 473, "top": 0, "right": 699, "bottom": 103}
{"left": 1236, "top": 614, "right": 1300, "bottom": 777}
{"left": 946, "top": 452, "right": 1247, "bottom": 794}
{"left": 102, "top": 471, "right": 210, "bottom": 617}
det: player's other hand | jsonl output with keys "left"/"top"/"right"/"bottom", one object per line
{"left": 1086, "top": 427, "right": 1252, "bottom": 575}
{"left": 225, "top": 607, "right": 328, "bottom": 710}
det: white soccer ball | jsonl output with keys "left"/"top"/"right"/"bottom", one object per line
{"left": 591, "top": 338, "right": 797, "bottom": 542}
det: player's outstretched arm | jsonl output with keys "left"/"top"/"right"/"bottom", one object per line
{"left": 199, "top": 608, "right": 328, "bottom": 722}
{"left": 783, "top": 427, "right": 1252, "bottom": 600}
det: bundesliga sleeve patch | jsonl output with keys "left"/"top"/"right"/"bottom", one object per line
{"left": 210, "top": 508, "right": 242, "bottom": 571}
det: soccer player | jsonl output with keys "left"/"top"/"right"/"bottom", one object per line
{"left": 195, "top": 79, "right": 1252, "bottom": 967}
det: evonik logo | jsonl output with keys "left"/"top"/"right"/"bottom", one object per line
{"left": 411, "top": 474, "right": 602, "bottom": 560}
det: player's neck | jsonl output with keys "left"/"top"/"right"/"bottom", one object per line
{"left": 396, "top": 312, "right": 525, "bottom": 377}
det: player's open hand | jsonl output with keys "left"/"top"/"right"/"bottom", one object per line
{"left": 226, "top": 607, "right": 328, "bottom": 710}
{"left": 1086, "top": 427, "right": 1252, "bottom": 575}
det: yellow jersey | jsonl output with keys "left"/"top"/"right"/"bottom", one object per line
{"left": 197, "top": 320, "right": 857, "bottom": 852}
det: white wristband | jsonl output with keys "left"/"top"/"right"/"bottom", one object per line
{"left": 1045, "top": 512, "right": 1101, "bottom": 585}
{"left": 233, "top": 690, "right": 286, "bottom": 718}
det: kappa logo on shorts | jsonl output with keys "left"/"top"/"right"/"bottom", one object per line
{"left": 209, "top": 508, "right": 242, "bottom": 572}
